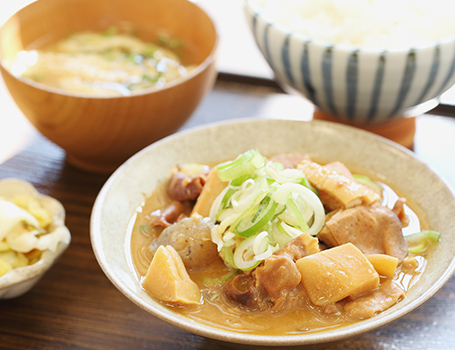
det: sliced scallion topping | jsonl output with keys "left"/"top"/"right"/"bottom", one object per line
{"left": 210, "top": 150, "right": 325, "bottom": 270}
{"left": 353, "top": 174, "right": 382, "bottom": 191}
{"left": 406, "top": 230, "right": 441, "bottom": 254}
{"left": 236, "top": 197, "right": 278, "bottom": 238}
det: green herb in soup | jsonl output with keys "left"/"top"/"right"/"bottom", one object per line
{"left": 129, "top": 150, "right": 440, "bottom": 335}
{"left": 9, "top": 27, "right": 195, "bottom": 96}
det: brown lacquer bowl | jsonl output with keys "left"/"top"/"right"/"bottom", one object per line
{"left": 90, "top": 118, "right": 455, "bottom": 347}
{"left": 0, "top": 0, "right": 218, "bottom": 173}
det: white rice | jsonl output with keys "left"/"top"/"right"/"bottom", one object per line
{"left": 254, "top": 0, "right": 455, "bottom": 50}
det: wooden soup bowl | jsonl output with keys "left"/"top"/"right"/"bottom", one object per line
{"left": 0, "top": 0, "right": 218, "bottom": 173}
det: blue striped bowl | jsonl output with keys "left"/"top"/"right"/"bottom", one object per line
{"left": 244, "top": 0, "right": 455, "bottom": 125}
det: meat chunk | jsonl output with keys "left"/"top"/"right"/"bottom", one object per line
{"left": 224, "top": 255, "right": 303, "bottom": 312}
{"left": 148, "top": 214, "right": 220, "bottom": 270}
{"left": 344, "top": 279, "right": 405, "bottom": 320}
{"left": 324, "top": 161, "right": 354, "bottom": 179}
{"left": 392, "top": 197, "right": 410, "bottom": 227}
{"left": 223, "top": 234, "right": 318, "bottom": 312}
{"left": 167, "top": 164, "right": 210, "bottom": 201}
{"left": 223, "top": 273, "right": 260, "bottom": 309}
{"left": 297, "top": 160, "right": 380, "bottom": 211}
{"left": 268, "top": 153, "right": 309, "bottom": 169}
{"left": 149, "top": 201, "right": 184, "bottom": 228}
{"left": 318, "top": 204, "right": 408, "bottom": 260}
{"left": 274, "top": 232, "right": 320, "bottom": 261}
{"left": 254, "top": 255, "right": 302, "bottom": 311}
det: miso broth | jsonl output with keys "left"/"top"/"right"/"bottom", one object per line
{"left": 127, "top": 155, "right": 436, "bottom": 335}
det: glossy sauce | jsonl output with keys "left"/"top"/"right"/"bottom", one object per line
{"left": 128, "top": 171, "right": 431, "bottom": 335}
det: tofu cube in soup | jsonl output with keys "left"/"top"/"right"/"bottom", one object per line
{"left": 296, "top": 243, "right": 379, "bottom": 306}
{"left": 142, "top": 245, "right": 201, "bottom": 306}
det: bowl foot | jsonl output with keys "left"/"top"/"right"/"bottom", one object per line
{"left": 313, "top": 110, "right": 416, "bottom": 149}
{"left": 65, "top": 154, "right": 120, "bottom": 174}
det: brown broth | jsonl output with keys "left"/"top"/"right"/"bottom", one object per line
{"left": 128, "top": 168, "right": 432, "bottom": 335}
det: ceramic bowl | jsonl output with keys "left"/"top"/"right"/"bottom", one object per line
{"left": 90, "top": 118, "right": 455, "bottom": 346}
{"left": 244, "top": 0, "right": 455, "bottom": 125}
{"left": 0, "top": 0, "right": 218, "bottom": 173}
{"left": 0, "top": 179, "right": 71, "bottom": 299}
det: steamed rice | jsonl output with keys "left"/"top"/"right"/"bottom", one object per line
{"left": 254, "top": 0, "right": 455, "bottom": 50}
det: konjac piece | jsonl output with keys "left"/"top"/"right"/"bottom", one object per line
{"left": 142, "top": 245, "right": 201, "bottom": 306}
{"left": 297, "top": 160, "right": 380, "bottom": 211}
{"left": 148, "top": 214, "right": 220, "bottom": 270}
{"left": 296, "top": 243, "right": 380, "bottom": 307}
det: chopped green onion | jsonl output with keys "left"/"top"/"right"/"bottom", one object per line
{"left": 236, "top": 197, "right": 278, "bottom": 237}
{"left": 233, "top": 235, "right": 262, "bottom": 270}
{"left": 221, "top": 246, "right": 236, "bottom": 269}
{"left": 141, "top": 44, "right": 159, "bottom": 58}
{"left": 219, "top": 188, "right": 236, "bottom": 211}
{"left": 353, "top": 174, "right": 382, "bottom": 191}
{"left": 139, "top": 224, "right": 150, "bottom": 235}
{"left": 142, "top": 72, "right": 161, "bottom": 83}
{"left": 271, "top": 183, "right": 325, "bottom": 236}
{"left": 300, "top": 176, "right": 319, "bottom": 194}
{"left": 286, "top": 196, "right": 309, "bottom": 232}
{"left": 252, "top": 196, "right": 271, "bottom": 222}
{"left": 102, "top": 26, "right": 118, "bottom": 37}
{"left": 210, "top": 150, "right": 326, "bottom": 269}
{"left": 406, "top": 230, "right": 441, "bottom": 254}
{"left": 217, "top": 150, "right": 265, "bottom": 182}
{"left": 201, "top": 270, "right": 239, "bottom": 285}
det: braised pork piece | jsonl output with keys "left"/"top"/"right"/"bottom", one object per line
{"left": 129, "top": 151, "right": 438, "bottom": 335}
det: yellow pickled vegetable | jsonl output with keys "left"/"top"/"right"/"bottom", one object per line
{"left": 12, "top": 195, "right": 52, "bottom": 228}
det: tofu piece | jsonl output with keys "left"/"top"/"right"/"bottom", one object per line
{"left": 296, "top": 243, "right": 380, "bottom": 306}
{"left": 297, "top": 160, "right": 380, "bottom": 211}
{"left": 142, "top": 245, "right": 201, "bottom": 306}
{"left": 191, "top": 167, "right": 227, "bottom": 218}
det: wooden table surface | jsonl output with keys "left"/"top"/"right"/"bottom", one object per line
{"left": 1, "top": 2, "right": 455, "bottom": 349}
{"left": 1, "top": 74, "right": 455, "bottom": 350}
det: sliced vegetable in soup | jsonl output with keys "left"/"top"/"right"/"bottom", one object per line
{"left": 129, "top": 150, "right": 440, "bottom": 335}
{"left": 8, "top": 26, "right": 195, "bottom": 96}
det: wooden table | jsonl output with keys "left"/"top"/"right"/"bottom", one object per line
{"left": 1, "top": 2, "right": 455, "bottom": 348}
{"left": 1, "top": 74, "right": 455, "bottom": 350}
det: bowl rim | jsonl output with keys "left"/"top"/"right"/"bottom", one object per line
{"left": 0, "top": 0, "right": 219, "bottom": 99}
{"left": 244, "top": 0, "right": 455, "bottom": 54}
{"left": 90, "top": 117, "right": 455, "bottom": 346}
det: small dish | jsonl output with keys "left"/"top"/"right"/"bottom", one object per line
{"left": 0, "top": 179, "right": 71, "bottom": 299}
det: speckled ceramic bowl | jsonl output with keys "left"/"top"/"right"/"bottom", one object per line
{"left": 244, "top": 0, "right": 455, "bottom": 125}
{"left": 90, "top": 118, "right": 455, "bottom": 346}
{"left": 0, "top": 179, "right": 71, "bottom": 299}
